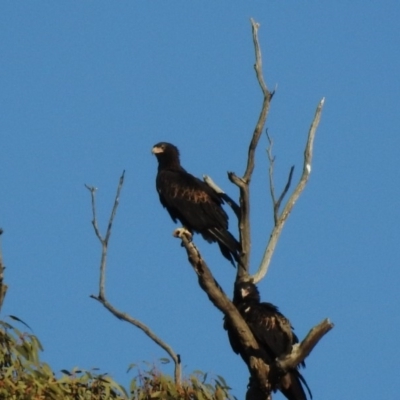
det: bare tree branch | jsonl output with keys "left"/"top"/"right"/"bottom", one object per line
{"left": 251, "top": 98, "right": 325, "bottom": 284}
{"left": 229, "top": 19, "right": 273, "bottom": 277}
{"left": 266, "top": 131, "right": 277, "bottom": 211}
{"left": 242, "top": 19, "right": 273, "bottom": 183}
{"left": 86, "top": 172, "right": 182, "bottom": 386}
{"left": 90, "top": 294, "right": 182, "bottom": 384}
{"left": 85, "top": 186, "right": 102, "bottom": 242}
{"left": 266, "top": 132, "right": 295, "bottom": 223}
{"left": 247, "top": 18, "right": 270, "bottom": 112}
{"left": 85, "top": 171, "right": 125, "bottom": 300}
{"left": 274, "top": 166, "right": 295, "bottom": 223}
{"left": 276, "top": 318, "right": 334, "bottom": 371}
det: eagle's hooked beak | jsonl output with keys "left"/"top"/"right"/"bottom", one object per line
{"left": 152, "top": 146, "right": 164, "bottom": 155}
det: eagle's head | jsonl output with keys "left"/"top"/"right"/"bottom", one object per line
{"left": 233, "top": 281, "right": 260, "bottom": 303}
{"left": 152, "top": 142, "right": 179, "bottom": 156}
{"left": 152, "top": 142, "right": 181, "bottom": 168}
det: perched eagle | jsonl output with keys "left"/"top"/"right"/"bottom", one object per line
{"left": 225, "top": 281, "right": 312, "bottom": 400}
{"left": 152, "top": 142, "right": 240, "bottom": 264}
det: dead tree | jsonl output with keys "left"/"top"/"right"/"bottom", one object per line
{"left": 175, "top": 19, "right": 333, "bottom": 399}
{"left": 86, "top": 19, "right": 333, "bottom": 400}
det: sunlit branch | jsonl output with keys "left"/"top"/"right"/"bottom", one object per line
{"left": 276, "top": 318, "right": 334, "bottom": 371}
{"left": 252, "top": 98, "right": 325, "bottom": 284}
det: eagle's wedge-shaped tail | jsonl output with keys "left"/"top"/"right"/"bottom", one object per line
{"left": 280, "top": 370, "right": 312, "bottom": 400}
{"left": 206, "top": 227, "right": 241, "bottom": 265}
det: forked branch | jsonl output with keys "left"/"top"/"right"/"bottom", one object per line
{"left": 174, "top": 231, "right": 332, "bottom": 399}
{"left": 252, "top": 98, "right": 325, "bottom": 283}
{"left": 85, "top": 172, "right": 182, "bottom": 385}
{"left": 222, "top": 19, "right": 324, "bottom": 285}
{"left": 85, "top": 171, "right": 125, "bottom": 300}
{"left": 180, "top": 19, "right": 330, "bottom": 397}
{"left": 266, "top": 131, "right": 295, "bottom": 224}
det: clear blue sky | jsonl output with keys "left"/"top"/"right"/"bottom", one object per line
{"left": 1, "top": 2, "right": 399, "bottom": 399}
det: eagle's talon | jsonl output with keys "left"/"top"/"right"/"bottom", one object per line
{"left": 173, "top": 227, "right": 192, "bottom": 240}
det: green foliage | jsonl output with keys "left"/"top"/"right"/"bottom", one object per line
{"left": 0, "top": 318, "right": 236, "bottom": 400}
{"left": 130, "top": 365, "right": 236, "bottom": 400}
{"left": 0, "top": 319, "right": 127, "bottom": 400}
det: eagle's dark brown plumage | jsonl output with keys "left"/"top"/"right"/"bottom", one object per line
{"left": 225, "top": 281, "right": 312, "bottom": 400}
{"left": 152, "top": 142, "right": 240, "bottom": 265}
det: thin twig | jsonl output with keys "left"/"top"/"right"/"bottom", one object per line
{"left": 274, "top": 166, "right": 295, "bottom": 222}
{"left": 266, "top": 131, "right": 277, "bottom": 219}
{"left": 86, "top": 172, "right": 182, "bottom": 386}
{"left": 105, "top": 172, "right": 125, "bottom": 244}
{"left": 251, "top": 98, "right": 325, "bottom": 283}
{"left": 266, "top": 131, "right": 295, "bottom": 224}
{"left": 266, "top": 129, "right": 276, "bottom": 200}
{"left": 85, "top": 185, "right": 103, "bottom": 242}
